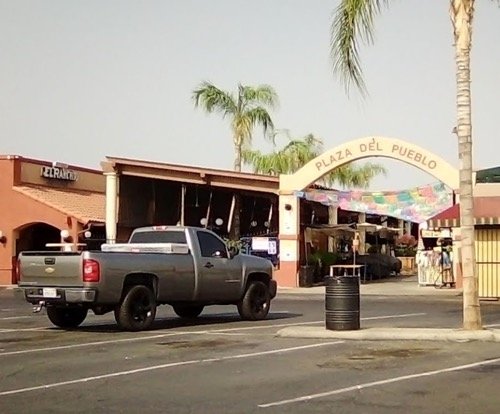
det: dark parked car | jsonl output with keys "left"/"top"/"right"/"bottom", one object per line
{"left": 356, "top": 254, "right": 402, "bottom": 280}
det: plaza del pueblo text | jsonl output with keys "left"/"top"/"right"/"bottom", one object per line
{"left": 315, "top": 139, "right": 438, "bottom": 172}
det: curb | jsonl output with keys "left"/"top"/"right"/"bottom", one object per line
{"left": 276, "top": 326, "right": 500, "bottom": 342}
{"left": 0, "top": 285, "right": 19, "bottom": 290}
{"left": 277, "top": 289, "right": 463, "bottom": 298}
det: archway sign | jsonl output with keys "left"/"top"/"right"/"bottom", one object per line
{"left": 276, "top": 136, "right": 459, "bottom": 288}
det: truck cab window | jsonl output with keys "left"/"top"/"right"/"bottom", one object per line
{"left": 197, "top": 232, "right": 228, "bottom": 258}
{"left": 130, "top": 231, "right": 187, "bottom": 244}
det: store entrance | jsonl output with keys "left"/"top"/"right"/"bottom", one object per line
{"left": 16, "top": 223, "right": 61, "bottom": 255}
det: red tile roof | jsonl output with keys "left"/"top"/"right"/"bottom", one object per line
{"left": 427, "top": 197, "right": 500, "bottom": 227}
{"left": 13, "top": 185, "right": 105, "bottom": 224}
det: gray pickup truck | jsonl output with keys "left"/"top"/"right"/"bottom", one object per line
{"left": 18, "top": 226, "right": 277, "bottom": 331}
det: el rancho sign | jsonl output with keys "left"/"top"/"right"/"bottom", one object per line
{"left": 40, "top": 165, "right": 78, "bottom": 181}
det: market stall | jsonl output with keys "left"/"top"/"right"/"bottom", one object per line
{"left": 416, "top": 229, "right": 454, "bottom": 287}
{"left": 302, "top": 224, "right": 356, "bottom": 285}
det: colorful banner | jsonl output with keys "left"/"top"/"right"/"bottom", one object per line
{"left": 294, "top": 182, "right": 453, "bottom": 223}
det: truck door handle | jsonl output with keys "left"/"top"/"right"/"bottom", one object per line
{"left": 204, "top": 262, "right": 214, "bottom": 269}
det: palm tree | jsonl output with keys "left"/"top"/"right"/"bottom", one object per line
{"left": 242, "top": 133, "right": 386, "bottom": 188}
{"left": 330, "top": 0, "right": 482, "bottom": 329}
{"left": 192, "top": 82, "right": 278, "bottom": 172}
{"left": 192, "top": 82, "right": 278, "bottom": 239}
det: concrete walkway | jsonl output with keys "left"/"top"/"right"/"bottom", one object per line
{"left": 277, "top": 274, "right": 500, "bottom": 342}
{"left": 278, "top": 275, "right": 462, "bottom": 297}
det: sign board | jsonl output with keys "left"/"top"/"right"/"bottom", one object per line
{"left": 268, "top": 240, "right": 277, "bottom": 255}
{"left": 41, "top": 166, "right": 78, "bottom": 181}
{"left": 251, "top": 237, "right": 278, "bottom": 255}
{"left": 421, "top": 230, "right": 442, "bottom": 238}
{"left": 440, "top": 229, "right": 452, "bottom": 238}
{"left": 252, "top": 237, "right": 270, "bottom": 251}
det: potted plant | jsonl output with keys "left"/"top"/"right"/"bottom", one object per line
{"left": 302, "top": 251, "right": 324, "bottom": 285}
{"left": 318, "top": 251, "right": 338, "bottom": 279}
{"left": 304, "top": 251, "right": 339, "bottom": 283}
{"left": 394, "top": 234, "right": 417, "bottom": 272}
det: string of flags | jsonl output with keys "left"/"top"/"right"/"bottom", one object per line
{"left": 294, "top": 182, "right": 453, "bottom": 223}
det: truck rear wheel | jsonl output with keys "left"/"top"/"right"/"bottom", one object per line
{"left": 46, "top": 306, "right": 88, "bottom": 329}
{"left": 237, "top": 281, "right": 271, "bottom": 321}
{"left": 115, "top": 285, "right": 157, "bottom": 331}
{"left": 173, "top": 304, "right": 204, "bottom": 319}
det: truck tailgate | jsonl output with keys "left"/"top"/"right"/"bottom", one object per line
{"left": 19, "top": 252, "right": 83, "bottom": 287}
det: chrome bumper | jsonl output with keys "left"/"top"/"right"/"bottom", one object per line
{"left": 23, "top": 288, "right": 96, "bottom": 303}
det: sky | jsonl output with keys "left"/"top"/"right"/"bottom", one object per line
{"left": 0, "top": 0, "right": 499, "bottom": 191}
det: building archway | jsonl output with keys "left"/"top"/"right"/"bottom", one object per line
{"left": 15, "top": 222, "right": 61, "bottom": 255}
{"left": 277, "top": 136, "right": 460, "bottom": 287}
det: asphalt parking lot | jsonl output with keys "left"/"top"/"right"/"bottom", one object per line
{"left": 1, "top": 289, "right": 500, "bottom": 413}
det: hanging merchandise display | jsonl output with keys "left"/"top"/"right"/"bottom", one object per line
{"left": 416, "top": 232, "right": 454, "bottom": 287}
{"left": 416, "top": 250, "right": 443, "bottom": 286}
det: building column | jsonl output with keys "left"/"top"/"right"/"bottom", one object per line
{"left": 358, "top": 212, "right": 366, "bottom": 254}
{"left": 276, "top": 194, "right": 300, "bottom": 287}
{"left": 398, "top": 219, "right": 405, "bottom": 237}
{"left": 105, "top": 172, "right": 118, "bottom": 244}
{"left": 380, "top": 216, "right": 388, "bottom": 254}
{"left": 405, "top": 221, "right": 412, "bottom": 236}
{"left": 328, "top": 205, "right": 338, "bottom": 252}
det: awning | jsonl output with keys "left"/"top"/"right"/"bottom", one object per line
{"left": 305, "top": 225, "right": 355, "bottom": 242}
{"left": 427, "top": 197, "right": 500, "bottom": 228}
{"left": 13, "top": 185, "right": 105, "bottom": 225}
{"left": 356, "top": 222, "right": 401, "bottom": 233}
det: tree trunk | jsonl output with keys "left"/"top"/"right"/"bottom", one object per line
{"left": 451, "top": 0, "right": 481, "bottom": 330}
{"left": 233, "top": 142, "right": 242, "bottom": 172}
{"left": 231, "top": 139, "right": 242, "bottom": 239}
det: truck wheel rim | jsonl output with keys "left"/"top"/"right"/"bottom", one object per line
{"left": 132, "top": 291, "right": 153, "bottom": 322}
{"left": 252, "top": 285, "right": 268, "bottom": 314}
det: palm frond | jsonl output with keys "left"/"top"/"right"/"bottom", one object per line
{"left": 240, "top": 84, "right": 279, "bottom": 110}
{"left": 242, "top": 148, "right": 287, "bottom": 175}
{"left": 245, "top": 107, "right": 275, "bottom": 141}
{"left": 330, "top": 0, "right": 389, "bottom": 95}
{"left": 302, "top": 134, "right": 324, "bottom": 152}
{"left": 192, "top": 81, "right": 237, "bottom": 117}
{"left": 267, "top": 128, "right": 292, "bottom": 147}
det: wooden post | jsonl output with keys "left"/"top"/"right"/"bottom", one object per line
{"left": 227, "top": 194, "right": 236, "bottom": 234}
{"left": 180, "top": 184, "right": 186, "bottom": 226}
{"left": 328, "top": 205, "right": 338, "bottom": 252}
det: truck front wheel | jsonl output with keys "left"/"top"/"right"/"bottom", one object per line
{"left": 115, "top": 285, "right": 157, "bottom": 331}
{"left": 237, "top": 281, "right": 271, "bottom": 321}
{"left": 46, "top": 306, "right": 88, "bottom": 329}
{"left": 173, "top": 304, "right": 204, "bottom": 319}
